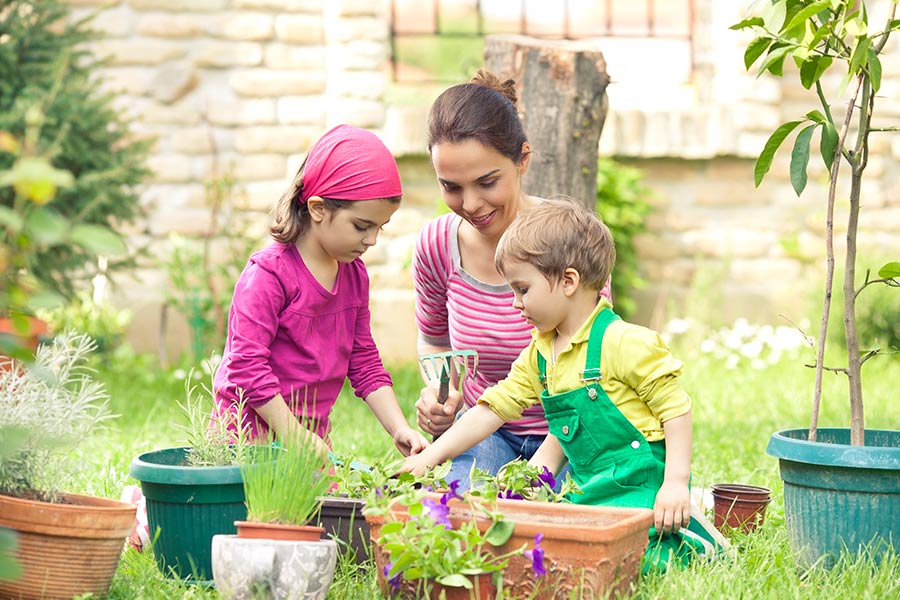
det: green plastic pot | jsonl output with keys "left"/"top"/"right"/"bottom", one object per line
{"left": 129, "top": 447, "right": 247, "bottom": 581}
{"left": 767, "top": 428, "right": 900, "bottom": 568}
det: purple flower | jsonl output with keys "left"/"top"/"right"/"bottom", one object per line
{"left": 440, "top": 480, "right": 463, "bottom": 505}
{"left": 383, "top": 561, "right": 401, "bottom": 589}
{"left": 499, "top": 489, "right": 524, "bottom": 500}
{"left": 523, "top": 533, "right": 546, "bottom": 578}
{"left": 422, "top": 498, "right": 452, "bottom": 528}
{"left": 531, "top": 466, "right": 556, "bottom": 490}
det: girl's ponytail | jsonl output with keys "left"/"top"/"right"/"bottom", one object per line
{"left": 270, "top": 160, "right": 311, "bottom": 244}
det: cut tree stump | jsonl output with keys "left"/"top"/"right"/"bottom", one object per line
{"left": 484, "top": 34, "right": 610, "bottom": 208}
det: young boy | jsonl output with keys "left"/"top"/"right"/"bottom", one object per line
{"left": 402, "top": 198, "right": 724, "bottom": 569}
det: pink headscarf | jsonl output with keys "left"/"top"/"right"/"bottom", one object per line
{"left": 300, "top": 124, "right": 402, "bottom": 203}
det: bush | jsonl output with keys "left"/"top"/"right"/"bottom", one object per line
{"left": 0, "top": 0, "right": 150, "bottom": 298}
{"left": 595, "top": 158, "right": 653, "bottom": 319}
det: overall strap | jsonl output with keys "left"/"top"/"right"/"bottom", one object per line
{"left": 537, "top": 307, "right": 620, "bottom": 386}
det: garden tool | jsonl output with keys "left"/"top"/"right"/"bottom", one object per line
{"left": 417, "top": 349, "right": 478, "bottom": 404}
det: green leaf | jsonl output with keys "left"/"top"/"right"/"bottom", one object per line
{"left": 805, "top": 110, "right": 827, "bottom": 124}
{"left": 24, "top": 206, "right": 68, "bottom": 245}
{"left": 848, "top": 37, "right": 870, "bottom": 76}
{"left": 0, "top": 206, "right": 24, "bottom": 232}
{"left": 70, "top": 224, "right": 127, "bottom": 256}
{"left": 844, "top": 16, "right": 867, "bottom": 37}
{"left": 484, "top": 519, "right": 515, "bottom": 546}
{"left": 867, "top": 48, "right": 882, "bottom": 92}
{"left": 760, "top": 0, "right": 787, "bottom": 31}
{"left": 784, "top": 0, "right": 832, "bottom": 34}
{"left": 744, "top": 36, "right": 773, "bottom": 69}
{"left": 730, "top": 16, "right": 765, "bottom": 30}
{"left": 820, "top": 120, "right": 839, "bottom": 171}
{"left": 381, "top": 521, "right": 403, "bottom": 535}
{"left": 436, "top": 574, "right": 473, "bottom": 589}
{"left": 25, "top": 289, "right": 65, "bottom": 310}
{"left": 754, "top": 120, "right": 803, "bottom": 187}
{"left": 790, "top": 125, "right": 815, "bottom": 196}
{"left": 758, "top": 45, "right": 790, "bottom": 76}
{"left": 878, "top": 261, "right": 900, "bottom": 278}
{"left": 800, "top": 55, "right": 833, "bottom": 88}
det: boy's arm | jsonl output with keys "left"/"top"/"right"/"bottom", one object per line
{"left": 401, "top": 404, "right": 505, "bottom": 475}
{"left": 527, "top": 434, "right": 568, "bottom": 475}
{"left": 653, "top": 410, "right": 692, "bottom": 534}
{"left": 364, "top": 385, "right": 429, "bottom": 456}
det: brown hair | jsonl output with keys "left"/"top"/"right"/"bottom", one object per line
{"left": 495, "top": 198, "right": 616, "bottom": 291}
{"left": 427, "top": 68, "right": 529, "bottom": 164}
{"left": 270, "top": 157, "right": 401, "bottom": 244}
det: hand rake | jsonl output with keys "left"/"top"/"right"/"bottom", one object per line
{"left": 417, "top": 349, "right": 479, "bottom": 405}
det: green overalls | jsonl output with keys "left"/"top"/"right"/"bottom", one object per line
{"left": 537, "top": 308, "right": 715, "bottom": 572}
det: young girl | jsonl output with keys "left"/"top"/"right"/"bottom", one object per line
{"left": 213, "top": 124, "right": 428, "bottom": 457}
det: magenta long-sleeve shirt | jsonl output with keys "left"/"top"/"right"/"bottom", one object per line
{"left": 213, "top": 242, "right": 392, "bottom": 442}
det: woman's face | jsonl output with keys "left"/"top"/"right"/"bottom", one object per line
{"left": 430, "top": 138, "right": 530, "bottom": 239}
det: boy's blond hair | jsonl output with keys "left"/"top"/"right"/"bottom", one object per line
{"left": 495, "top": 198, "right": 615, "bottom": 290}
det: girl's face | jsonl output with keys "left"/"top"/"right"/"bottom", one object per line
{"left": 430, "top": 139, "right": 530, "bottom": 240}
{"left": 308, "top": 198, "right": 399, "bottom": 262}
{"left": 503, "top": 260, "right": 567, "bottom": 333}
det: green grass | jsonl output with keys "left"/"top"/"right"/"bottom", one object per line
{"left": 67, "top": 345, "right": 900, "bottom": 598}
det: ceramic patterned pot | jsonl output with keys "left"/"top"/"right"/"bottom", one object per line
{"left": 211, "top": 535, "right": 337, "bottom": 600}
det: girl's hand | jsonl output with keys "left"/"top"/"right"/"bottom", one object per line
{"left": 415, "top": 386, "right": 463, "bottom": 436}
{"left": 392, "top": 425, "right": 430, "bottom": 457}
{"left": 653, "top": 479, "right": 691, "bottom": 534}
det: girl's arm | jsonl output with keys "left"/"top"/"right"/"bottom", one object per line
{"left": 527, "top": 434, "right": 568, "bottom": 475}
{"left": 401, "top": 404, "right": 504, "bottom": 475}
{"left": 364, "top": 385, "right": 429, "bottom": 456}
{"left": 255, "top": 393, "right": 331, "bottom": 456}
{"left": 653, "top": 411, "right": 692, "bottom": 534}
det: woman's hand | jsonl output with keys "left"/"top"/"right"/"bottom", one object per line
{"left": 392, "top": 425, "right": 430, "bottom": 456}
{"left": 415, "top": 385, "right": 463, "bottom": 436}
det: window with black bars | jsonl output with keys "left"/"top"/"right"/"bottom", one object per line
{"left": 390, "top": 0, "right": 695, "bottom": 83}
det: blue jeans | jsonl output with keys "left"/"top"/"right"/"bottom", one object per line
{"left": 446, "top": 427, "right": 571, "bottom": 492}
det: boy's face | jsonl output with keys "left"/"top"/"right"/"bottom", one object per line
{"left": 504, "top": 260, "right": 567, "bottom": 333}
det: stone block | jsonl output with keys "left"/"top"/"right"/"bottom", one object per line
{"left": 222, "top": 153, "right": 287, "bottom": 180}
{"left": 330, "top": 40, "right": 389, "bottom": 70}
{"left": 326, "top": 98, "right": 385, "bottom": 129}
{"left": 72, "top": 6, "right": 134, "bottom": 37}
{"left": 277, "top": 96, "right": 328, "bottom": 126}
{"left": 329, "top": 71, "right": 387, "bottom": 101}
{"left": 230, "top": 69, "right": 326, "bottom": 97}
{"left": 368, "top": 289, "right": 418, "bottom": 362}
{"left": 218, "top": 12, "right": 275, "bottom": 41}
{"left": 234, "top": 0, "right": 322, "bottom": 11}
{"left": 329, "top": 0, "right": 381, "bottom": 17}
{"left": 264, "top": 44, "right": 327, "bottom": 69}
{"left": 142, "top": 183, "right": 208, "bottom": 211}
{"left": 171, "top": 127, "right": 215, "bottom": 154}
{"left": 146, "top": 154, "right": 195, "bottom": 183}
{"left": 235, "top": 126, "right": 319, "bottom": 154}
{"left": 141, "top": 99, "right": 203, "bottom": 125}
{"left": 274, "top": 14, "right": 324, "bottom": 44}
{"left": 148, "top": 206, "right": 217, "bottom": 236}
{"left": 243, "top": 179, "right": 288, "bottom": 211}
{"left": 207, "top": 98, "right": 277, "bottom": 126}
{"left": 98, "top": 67, "right": 153, "bottom": 96}
{"left": 136, "top": 13, "right": 208, "bottom": 37}
{"left": 90, "top": 39, "right": 185, "bottom": 66}
{"left": 129, "top": 0, "right": 229, "bottom": 11}
{"left": 151, "top": 62, "right": 198, "bottom": 104}
{"left": 634, "top": 233, "right": 682, "bottom": 261}
{"left": 325, "top": 17, "right": 388, "bottom": 43}
{"left": 194, "top": 42, "right": 263, "bottom": 68}
{"left": 681, "top": 227, "right": 777, "bottom": 259}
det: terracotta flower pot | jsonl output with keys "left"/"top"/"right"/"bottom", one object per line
{"left": 234, "top": 520, "right": 324, "bottom": 541}
{"left": 425, "top": 572, "right": 496, "bottom": 600}
{"left": 711, "top": 483, "right": 772, "bottom": 533}
{"left": 0, "top": 316, "right": 49, "bottom": 373}
{"left": 367, "top": 494, "right": 652, "bottom": 600}
{"left": 0, "top": 492, "right": 136, "bottom": 600}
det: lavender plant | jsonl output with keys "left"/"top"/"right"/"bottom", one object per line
{"left": 0, "top": 332, "right": 109, "bottom": 502}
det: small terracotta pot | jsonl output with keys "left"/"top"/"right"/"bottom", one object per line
{"left": 0, "top": 316, "right": 48, "bottom": 373}
{"left": 711, "top": 483, "right": 772, "bottom": 533}
{"left": 234, "top": 520, "right": 324, "bottom": 541}
{"left": 425, "top": 573, "right": 496, "bottom": 600}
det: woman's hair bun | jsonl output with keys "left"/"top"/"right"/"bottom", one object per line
{"left": 469, "top": 68, "right": 517, "bottom": 107}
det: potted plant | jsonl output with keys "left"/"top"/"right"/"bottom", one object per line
{"left": 0, "top": 332, "right": 136, "bottom": 600}
{"left": 211, "top": 427, "right": 338, "bottom": 600}
{"left": 128, "top": 374, "right": 257, "bottom": 582}
{"left": 732, "top": 0, "right": 900, "bottom": 567}
{"left": 365, "top": 478, "right": 536, "bottom": 600}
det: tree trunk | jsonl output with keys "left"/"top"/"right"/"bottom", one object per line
{"left": 484, "top": 34, "right": 610, "bottom": 209}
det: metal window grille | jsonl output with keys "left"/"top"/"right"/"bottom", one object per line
{"left": 390, "top": 0, "right": 695, "bottom": 83}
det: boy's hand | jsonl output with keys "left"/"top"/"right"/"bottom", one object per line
{"left": 392, "top": 425, "right": 429, "bottom": 457}
{"left": 653, "top": 479, "right": 691, "bottom": 534}
{"left": 399, "top": 452, "right": 433, "bottom": 477}
{"left": 415, "top": 386, "right": 463, "bottom": 435}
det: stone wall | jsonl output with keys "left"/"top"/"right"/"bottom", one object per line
{"left": 67, "top": 0, "right": 900, "bottom": 362}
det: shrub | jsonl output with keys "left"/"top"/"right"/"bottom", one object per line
{"left": 0, "top": 0, "right": 150, "bottom": 298}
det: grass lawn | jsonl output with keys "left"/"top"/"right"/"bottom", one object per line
{"left": 71, "top": 343, "right": 900, "bottom": 599}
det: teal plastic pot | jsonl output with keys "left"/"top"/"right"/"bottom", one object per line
{"left": 129, "top": 447, "right": 247, "bottom": 581}
{"left": 767, "top": 428, "right": 900, "bottom": 567}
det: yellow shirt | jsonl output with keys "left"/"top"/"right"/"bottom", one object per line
{"left": 479, "top": 299, "right": 691, "bottom": 442}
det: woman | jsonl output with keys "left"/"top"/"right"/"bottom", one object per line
{"left": 413, "top": 69, "right": 611, "bottom": 488}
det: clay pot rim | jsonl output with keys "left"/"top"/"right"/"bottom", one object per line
{"left": 235, "top": 520, "right": 324, "bottom": 541}
{"left": 711, "top": 483, "right": 772, "bottom": 497}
